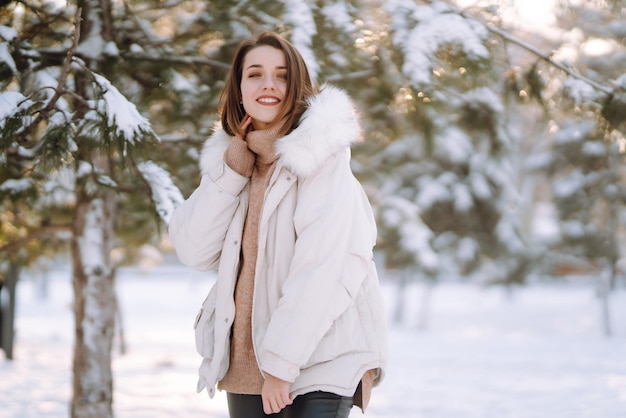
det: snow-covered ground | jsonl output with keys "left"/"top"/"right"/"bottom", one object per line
{"left": 2, "top": 264, "right": 626, "bottom": 418}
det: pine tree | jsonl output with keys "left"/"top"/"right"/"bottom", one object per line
{"left": 360, "top": 0, "right": 529, "bottom": 286}
{"left": 1, "top": 1, "right": 182, "bottom": 416}
{"left": 533, "top": 0, "right": 626, "bottom": 335}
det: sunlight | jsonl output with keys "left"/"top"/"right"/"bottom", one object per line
{"left": 453, "top": 0, "right": 558, "bottom": 33}
{"left": 582, "top": 38, "right": 617, "bottom": 56}
{"left": 509, "top": 0, "right": 557, "bottom": 30}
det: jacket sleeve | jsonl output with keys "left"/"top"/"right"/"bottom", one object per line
{"left": 168, "top": 162, "right": 249, "bottom": 271}
{"left": 258, "top": 150, "right": 377, "bottom": 382}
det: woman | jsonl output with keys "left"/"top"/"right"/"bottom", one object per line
{"left": 169, "top": 31, "right": 387, "bottom": 418}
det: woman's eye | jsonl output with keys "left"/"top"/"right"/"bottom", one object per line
{"left": 248, "top": 73, "right": 261, "bottom": 78}
{"left": 277, "top": 73, "right": 288, "bottom": 80}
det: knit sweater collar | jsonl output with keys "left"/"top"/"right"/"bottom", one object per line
{"left": 246, "top": 118, "right": 287, "bottom": 165}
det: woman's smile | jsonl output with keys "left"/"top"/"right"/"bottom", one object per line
{"left": 257, "top": 95, "right": 281, "bottom": 105}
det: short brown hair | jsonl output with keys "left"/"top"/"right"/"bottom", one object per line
{"left": 219, "top": 31, "right": 317, "bottom": 138}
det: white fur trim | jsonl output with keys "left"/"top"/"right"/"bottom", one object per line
{"left": 276, "top": 85, "right": 361, "bottom": 178}
{"left": 199, "top": 85, "right": 361, "bottom": 178}
{"left": 200, "top": 125, "right": 231, "bottom": 176}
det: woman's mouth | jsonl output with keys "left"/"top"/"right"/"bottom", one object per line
{"left": 257, "top": 96, "right": 280, "bottom": 105}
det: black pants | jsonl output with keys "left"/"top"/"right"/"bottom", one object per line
{"left": 227, "top": 391, "right": 353, "bottom": 418}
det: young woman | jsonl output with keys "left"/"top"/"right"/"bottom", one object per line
{"left": 169, "top": 31, "right": 387, "bottom": 418}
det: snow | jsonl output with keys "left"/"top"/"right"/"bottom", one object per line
{"left": 76, "top": 6, "right": 106, "bottom": 60}
{"left": 554, "top": 121, "right": 594, "bottom": 145}
{"left": 381, "top": 196, "right": 439, "bottom": 269}
{"left": 564, "top": 77, "right": 599, "bottom": 106}
{"left": 402, "top": 221, "right": 438, "bottom": 270}
{"left": 0, "top": 25, "right": 17, "bottom": 41}
{"left": 92, "top": 73, "right": 154, "bottom": 144}
{"left": 0, "top": 178, "right": 33, "bottom": 193}
{"left": 496, "top": 216, "right": 525, "bottom": 254}
{"left": 41, "top": 168, "right": 76, "bottom": 207}
{"left": 0, "top": 42, "right": 17, "bottom": 75}
{"left": 417, "top": 176, "right": 450, "bottom": 208}
{"left": 582, "top": 141, "right": 606, "bottom": 157}
{"left": 170, "top": 70, "right": 195, "bottom": 93}
{"left": 469, "top": 172, "right": 492, "bottom": 199}
{"left": 2, "top": 264, "right": 626, "bottom": 418}
{"left": 553, "top": 170, "right": 585, "bottom": 198}
{"left": 137, "top": 161, "right": 184, "bottom": 225}
{"left": 561, "top": 220, "right": 587, "bottom": 239}
{"left": 282, "top": 0, "right": 319, "bottom": 81}
{"left": 435, "top": 127, "right": 473, "bottom": 164}
{"left": 28, "top": 67, "right": 71, "bottom": 114}
{"left": 387, "top": 1, "right": 489, "bottom": 87}
{"left": 321, "top": 2, "right": 357, "bottom": 33}
{"left": 452, "top": 183, "right": 473, "bottom": 212}
{"left": 0, "top": 91, "right": 33, "bottom": 128}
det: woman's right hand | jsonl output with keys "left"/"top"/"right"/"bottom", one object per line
{"left": 236, "top": 114, "right": 253, "bottom": 141}
{"left": 261, "top": 373, "right": 293, "bottom": 414}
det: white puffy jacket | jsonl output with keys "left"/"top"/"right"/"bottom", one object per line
{"left": 168, "top": 85, "right": 388, "bottom": 399}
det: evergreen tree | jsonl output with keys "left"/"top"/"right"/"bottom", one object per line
{"left": 1, "top": 1, "right": 182, "bottom": 416}
{"left": 533, "top": 0, "right": 626, "bottom": 335}
{"left": 359, "top": 0, "right": 529, "bottom": 285}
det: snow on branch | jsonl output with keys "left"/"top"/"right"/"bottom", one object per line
{"left": 282, "top": 0, "right": 319, "bottom": 81}
{"left": 0, "top": 25, "right": 18, "bottom": 42}
{"left": 451, "top": 3, "right": 613, "bottom": 96}
{"left": 387, "top": 0, "right": 489, "bottom": 87}
{"left": 382, "top": 195, "right": 439, "bottom": 270}
{"left": 0, "top": 42, "right": 17, "bottom": 75}
{"left": 137, "top": 161, "right": 183, "bottom": 225}
{"left": 91, "top": 73, "right": 155, "bottom": 145}
{"left": 0, "top": 92, "right": 34, "bottom": 129}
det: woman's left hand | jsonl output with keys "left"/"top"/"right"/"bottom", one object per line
{"left": 261, "top": 373, "right": 293, "bottom": 414}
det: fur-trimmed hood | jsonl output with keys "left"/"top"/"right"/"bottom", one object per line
{"left": 200, "top": 84, "right": 362, "bottom": 178}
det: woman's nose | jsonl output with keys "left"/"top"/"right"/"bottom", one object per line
{"left": 262, "top": 76, "right": 275, "bottom": 90}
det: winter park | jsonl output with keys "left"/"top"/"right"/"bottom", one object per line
{"left": 2, "top": 1, "right": 626, "bottom": 418}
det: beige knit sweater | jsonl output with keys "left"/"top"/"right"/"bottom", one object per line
{"left": 216, "top": 122, "right": 374, "bottom": 409}
{"left": 218, "top": 123, "right": 281, "bottom": 394}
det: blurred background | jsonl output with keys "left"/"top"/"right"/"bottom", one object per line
{"left": 1, "top": 0, "right": 625, "bottom": 417}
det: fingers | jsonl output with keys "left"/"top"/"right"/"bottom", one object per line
{"left": 241, "top": 114, "right": 253, "bottom": 131}
{"left": 235, "top": 115, "right": 253, "bottom": 141}
{"left": 261, "top": 375, "right": 293, "bottom": 414}
{"left": 262, "top": 393, "right": 293, "bottom": 414}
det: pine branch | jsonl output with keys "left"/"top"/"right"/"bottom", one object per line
{"left": 326, "top": 70, "right": 374, "bottom": 83}
{"left": 484, "top": 23, "right": 612, "bottom": 95}
{"left": 120, "top": 51, "right": 231, "bottom": 71}
{"left": 34, "top": 48, "right": 232, "bottom": 72}
{"left": 0, "top": 224, "right": 72, "bottom": 254}
{"left": 451, "top": 3, "right": 613, "bottom": 96}
{"left": 17, "top": 7, "right": 82, "bottom": 143}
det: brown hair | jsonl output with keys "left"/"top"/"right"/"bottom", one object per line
{"left": 219, "top": 31, "right": 317, "bottom": 138}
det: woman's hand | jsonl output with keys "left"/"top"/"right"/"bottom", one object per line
{"left": 236, "top": 114, "right": 254, "bottom": 141}
{"left": 261, "top": 373, "right": 293, "bottom": 414}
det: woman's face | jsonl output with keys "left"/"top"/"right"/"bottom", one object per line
{"left": 240, "top": 45, "right": 287, "bottom": 131}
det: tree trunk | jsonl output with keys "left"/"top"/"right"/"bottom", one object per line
{"left": 598, "top": 259, "right": 613, "bottom": 337}
{"left": 1, "top": 261, "right": 19, "bottom": 360}
{"left": 416, "top": 276, "right": 434, "bottom": 331}
{"left": 70, "top": 2, "right": 117, "bottom": 416}
{"left": 392, "top": 269, "right": 409, "bottom": 324}
{"left": 70, "top": 190, "right": 116, "bottom": 418}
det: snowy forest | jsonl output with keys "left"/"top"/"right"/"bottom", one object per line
{"left": 1, "top": 1, "right": 626, "bottom": 417}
